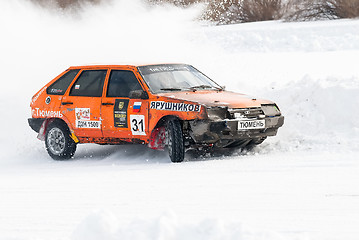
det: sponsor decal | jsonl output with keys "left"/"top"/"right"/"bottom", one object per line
{"left": 50, "top": 88, "right": 63, "bottom": 94}
{"left": 76, "top": 120, "right": 101, "bottom": 129}
{"left": 130, "top": 115, "right": 146, "bottom": 135}
{"left": 75, "top": 108, "right": 90, "bottom": 120}
{"left": 139, "top": 65, "right": 190, "bottom": 75}
{"left": 133, "top": 102, "right": 142, "bottom": 112}
{"left": 32, "top": 108, "right": 63, "bottom": 118}
{"left": 147, "top": 66, "right": 188, "bottom": 73}
{"left": 45, "top": 96, "right": 51, "bottom": 105}
{"left": 118, "top": 101, "right": 125, "bottom": 110}
{"left": 150, "top": 101, "right": 200, "bottom": 112}
{"left": 74, "top": 109, "right": 101, "bottom": 129}
{"left": 114, "top": 99, "right": 129, "bottom": 128}
{"left": 31, "top": 86, "right": 47, "bottom": 104}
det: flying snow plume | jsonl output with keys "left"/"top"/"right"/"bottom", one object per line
{"left": 0, "top": 0, "right": 206, "bottom": 160}
{"left": 0, "top": 0, "right": 205, "bottom": 88}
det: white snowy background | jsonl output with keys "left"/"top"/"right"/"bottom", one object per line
{"left": 0, "top": 0, "right": 359, "bottom": 240}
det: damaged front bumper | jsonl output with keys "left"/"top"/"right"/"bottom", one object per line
{"left": 189, "top": 115, "right": 284, "bottom": 147}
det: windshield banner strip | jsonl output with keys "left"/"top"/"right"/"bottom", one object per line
{"left": 150, "top": 101, "right": 201, "bottom": 112}
{"left": 138, "top": 64, "right": 189, "bottom": 75}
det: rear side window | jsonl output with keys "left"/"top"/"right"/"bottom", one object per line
{"left": 107, "top": 70, "right": 143, "bottom": 97}
{"left": 47, "top": 69, "right": 79, "bottom": 95}
{"left": 69, "top": 70, "right": 107, "bottom": 97}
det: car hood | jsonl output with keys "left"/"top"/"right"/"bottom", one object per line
{"left": 156, "top": 90, "right": 273, "bottom": 108}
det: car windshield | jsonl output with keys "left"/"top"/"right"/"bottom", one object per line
{"left": 137, "top": 64, "right": 222, "bottom": 93}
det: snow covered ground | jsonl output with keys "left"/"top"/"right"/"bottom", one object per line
{"left": 0, "top": 1, "right": 359, "bottom": 239}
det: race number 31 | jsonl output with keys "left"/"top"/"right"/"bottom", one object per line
{"left": 130, "top": 115, "right": 146, "bottom": 136}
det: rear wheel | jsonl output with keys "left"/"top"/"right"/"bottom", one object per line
{"left": 166, "top": 119, "right": 184, "bottom": 163}
{"left": 45, "top": 121, "right": 76, "bottom": 160}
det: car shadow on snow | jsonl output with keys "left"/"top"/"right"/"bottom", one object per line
{"left": 71, "top": 143, "right": 269, "bottom": 164}
{"left": 185, "top": 147, "right": 258, "bottom": 162}
{"left": 73, "top": 144, "right": 170, "bottom": 164}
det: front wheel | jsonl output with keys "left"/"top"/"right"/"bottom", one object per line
{"left": 166, "top": 119, "right": 184, "bottom": 163}
{"left": 45, "top": 121, "right": 76, "bottom": 160}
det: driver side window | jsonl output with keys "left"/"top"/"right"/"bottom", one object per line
{"left": 107, "top": 70, "right": 143, "bottom": 98}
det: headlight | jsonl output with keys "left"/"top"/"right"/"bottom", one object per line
{"left": 206, "top": 107, "right": 228, "bottom": 121}
{"left": 261, "top": 104, "right": 281, "bottom": 116}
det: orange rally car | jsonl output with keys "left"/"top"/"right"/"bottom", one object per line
{"left": 28, "top": 64, "right": 284, "bottom": 162}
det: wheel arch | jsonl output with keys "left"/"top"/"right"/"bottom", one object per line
{"left": 153, "top": 115, "right": 183, "bottom": 129}
{"left": 148, "top": 115, "right": 184, "bottom": 151}
{"left": 37, "top": 117, "right": 75, "bottom": 142}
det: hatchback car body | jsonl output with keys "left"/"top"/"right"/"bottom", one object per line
{"left": 29, "top": 64, "right": 284, "bottom": 162}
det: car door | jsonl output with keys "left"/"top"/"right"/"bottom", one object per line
{"left": 61, "top": 69, "right": 108, "bottom": 138}
{"left": 101, "top": 69, "right": 149, "bottom": 139}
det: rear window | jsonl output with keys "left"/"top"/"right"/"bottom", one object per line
{"left": 46, "top": 69, "right": 79, "bottom": 95}
{"left": 69, "top": 70, "right": 107, "bottom": 97}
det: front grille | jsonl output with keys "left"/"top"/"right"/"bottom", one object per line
{"left": 228, "top": 107, "right": 264, "bottom": 119}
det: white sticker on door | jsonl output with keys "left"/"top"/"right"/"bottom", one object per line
{"left": 75, "top": 108, "right": 90, "bottom": 120}
{"left": 130, "top": 115, "right": 146, "bottom": 136}
{"left": 76, "top": 120, "right": 101, "bottom": 129}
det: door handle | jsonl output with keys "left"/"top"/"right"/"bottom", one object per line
{"left": 102, "top": 102, "right": 114, "bottom": 106}
{"left": 62, "top": 102, "right": 73, "bottom": 105}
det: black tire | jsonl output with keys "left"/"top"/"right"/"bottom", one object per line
{"left": 166, "top": 119, "right": 184, "bottom": 163}
{"left": 45, "top": 121, "right": 76, "bottom": 160}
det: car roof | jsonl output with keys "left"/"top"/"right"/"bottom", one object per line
{"left": 68, "top": 63, "right": 186, "bottom": 70}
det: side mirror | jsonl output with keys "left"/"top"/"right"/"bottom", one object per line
{"left": 129, "top": 90, "right": 149, "bottom": 99}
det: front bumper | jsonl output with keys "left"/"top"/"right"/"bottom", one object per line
{"left": 189, "top": 116, "right": 284, "bottom": 144}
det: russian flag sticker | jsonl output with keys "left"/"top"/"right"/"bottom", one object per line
{"left": 133, "top": 102, "right": 142, "bottom": 112}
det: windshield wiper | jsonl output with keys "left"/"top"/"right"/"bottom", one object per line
{"left": 160, "top": 88, "right": 183, "bottom": 91}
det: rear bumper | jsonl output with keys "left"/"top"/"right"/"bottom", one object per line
{"left": 28, "top": 118, "right": 46, "bottom": 133}
{"left": 189, "top": 116, "right": 284, "bottom": 144}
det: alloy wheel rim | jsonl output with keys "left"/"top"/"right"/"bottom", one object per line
{"left": 47, "top": 127, "right": 66, "bottom": 155}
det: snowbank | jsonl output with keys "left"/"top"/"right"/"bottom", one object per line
{"left": 200, "top": 20, "right": 359, "bottom": 53}
{"left": 258, "top": 75, "right": 359, "bottom": 153}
